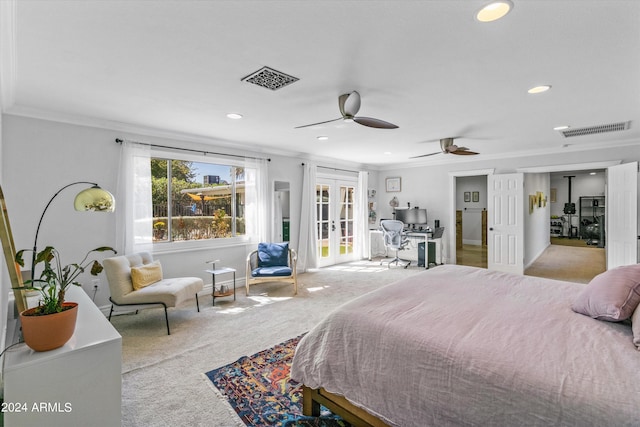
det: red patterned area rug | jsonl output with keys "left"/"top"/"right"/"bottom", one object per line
{"left": 205, "top": 335, "right": 349, "bottom": 427}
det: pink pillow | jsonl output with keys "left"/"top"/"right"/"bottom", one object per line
{"left": 572, "top": 264, "right": 640, "bottom": 321}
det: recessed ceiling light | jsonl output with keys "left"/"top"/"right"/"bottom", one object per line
{"left": 317, "top": 136, "right": 329, "bottom": 141}
{"left": 226, "top": 113, "right": 243, "bottom": 119}
{"left": 553, "top": 125, "right": 570, "bottom": 131}
{"left": 384, "top": 151, "right": 392, "bottom": 155}
{"left": 590, "top": 172, "right": 597, "bottom": 176}
{"left": 528, "top": 85, "right": 551, "bottom": 94}
{"left": 476, "top": 1, "right": 513, "bottom": 22}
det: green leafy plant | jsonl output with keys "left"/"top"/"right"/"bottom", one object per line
{"left": 15, "top": 246, "right": 116, "bottom": 315}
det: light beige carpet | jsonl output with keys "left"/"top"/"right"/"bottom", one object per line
{"left": 525, "top": 244, "right": 605, "bottom": 284}
{"left": 114, "top": 260, "right": 423, "bottom": 427}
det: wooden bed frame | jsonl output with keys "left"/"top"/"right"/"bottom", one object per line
{"left": 302, "top": 386, "right": 390, "bottom": 427}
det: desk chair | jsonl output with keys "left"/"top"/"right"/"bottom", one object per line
{"left": 380, "top": 219, "right": 411, "bottom": 268}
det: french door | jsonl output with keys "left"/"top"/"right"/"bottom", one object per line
{"left": 607, "top": 162, "right": 638, "bottom": 268}
{"left": 316, "top": 179, "right": 356, "bottom": 267}
{"left": 487, "top": 173, "right": 524, "bottom": 274}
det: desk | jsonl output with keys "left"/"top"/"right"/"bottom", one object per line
{"left": 369, "top": 229, "right": 442, "bottom": 268}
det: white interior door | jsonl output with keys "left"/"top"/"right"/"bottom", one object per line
{"left": 317, "top": 179, "right": 356, "bottom": 267}
{"left": 487, "top": 173, "right": 524, "bottom": 274}
{"left": 607, "top": 162, "right": 638, "bottom": 269}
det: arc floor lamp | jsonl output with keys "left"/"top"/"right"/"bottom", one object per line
{"left": 30, "top": 181, "right": 116, "bottom": 279}
{"left": 1, "top": 182, "right": 115, "bottom": 314}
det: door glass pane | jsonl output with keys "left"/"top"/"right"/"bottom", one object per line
{"left": 316, "top": 184, "right": 330, "bottom": 259}
{"left": 339, "top": 186, "right": 354, "bottom": 255}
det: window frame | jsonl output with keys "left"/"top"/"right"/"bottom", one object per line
{"left": 149, "top": 149, "right": 253, "bottom": 251}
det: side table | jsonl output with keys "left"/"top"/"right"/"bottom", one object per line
{"left": 205, "top": 267, "right": 236, "bottom": 306}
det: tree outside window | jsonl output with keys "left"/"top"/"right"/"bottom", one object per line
{"left": 151, "top": 158, "right": 247, "bottom": 242}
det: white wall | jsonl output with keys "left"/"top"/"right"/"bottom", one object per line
{"left": 0, "top": 87, "right": 5, "bottom": 342}
{"left": 1, "top": 114, "right": 372, "bottom": 311}
{"left": 524, "top": 173, "right": 550, "bottom": 267}
{"left": 3, "top": 114, "right": 640, "bottom": 312}
{"left": 373, "top": 146, "right": 640, "bottom": 264}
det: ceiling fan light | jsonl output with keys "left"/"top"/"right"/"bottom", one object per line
{"left": 343, "top": 118, "right": 354, "bottom": 123}
{"left": 226, "top": 113, "right": 243, "bottom": 119}
{"left": 476, "top": 1, "right": 513, "bottom": 22}
{"left": 553, "top": 125, "right": 570, "bottom": 131}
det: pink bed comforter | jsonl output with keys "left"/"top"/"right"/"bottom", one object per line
{"left": 291, "top": 265, "right": 640, "bottom": 426}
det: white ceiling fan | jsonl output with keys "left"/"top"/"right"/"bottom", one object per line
{"left": 295, "top": 91, "right": 398, "bottom": 130}
{"left": 410, "top": 137, "right": 479, "bottom": 158}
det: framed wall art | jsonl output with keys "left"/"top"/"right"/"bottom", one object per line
{"left": 464, "top": 192, "right": 471, "bottom": 202}
{"left": 386, "top": 177, "right": 401, "bottom": 192}
{"left": 472, "top": 191, "right": 480, "bottom": 202}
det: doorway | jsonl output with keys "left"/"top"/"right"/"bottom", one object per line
{"left": 273, "top": 181, "right": 290, "bottom": 242}
{"left": 455, "top": 175, "right": 488, "bottom": 268}
{"left": 316, "top": 178, "right": 357, "bottom": 267}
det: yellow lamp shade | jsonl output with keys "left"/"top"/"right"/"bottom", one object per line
{"left": 74, "top": 186, "right": 115, "bottom": 212}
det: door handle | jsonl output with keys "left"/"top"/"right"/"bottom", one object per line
{"left": 489, "top": 227, "right": 494, "bottom": 231}
{"left": 331, "top": 221, "right": 336, "bottom": 231}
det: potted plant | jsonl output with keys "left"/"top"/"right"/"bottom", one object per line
{"left": 15, "top": 245, "right": 116, "bottom": 351}
{"left": 153, "top": 221, "right": 166, "bottom": 240}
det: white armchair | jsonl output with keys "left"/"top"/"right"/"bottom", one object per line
{"left": 103, "top": 252, "right": 203, "bottom": 335}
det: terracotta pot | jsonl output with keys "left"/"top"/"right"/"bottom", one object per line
{"left": 20, "top": 302, "right": 78, "bottom": 351}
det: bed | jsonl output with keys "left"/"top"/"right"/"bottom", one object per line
{"left": 291, "top": 264, "right": 640, "bottom": 427}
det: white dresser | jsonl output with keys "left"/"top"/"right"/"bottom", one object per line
{"left": 2, "top": 285, "right": 122, "bottom": 426}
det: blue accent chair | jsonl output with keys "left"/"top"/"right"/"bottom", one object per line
{"left": 246, "top": 242, "right": 298, "bottom": 295}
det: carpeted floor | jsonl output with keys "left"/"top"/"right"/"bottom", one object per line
{"left": 525, "top": 244, "right": 605, "bottom": 283}
{"left": 114, "top": 260, "right": 422, "bottom": 427}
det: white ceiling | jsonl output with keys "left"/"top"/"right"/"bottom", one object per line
{"left": 2, "top": 0, "right": 639, "bottom": 167}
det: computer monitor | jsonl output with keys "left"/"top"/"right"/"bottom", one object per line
{"left": 394, "top": 208, "right": 427, "bottom": 228}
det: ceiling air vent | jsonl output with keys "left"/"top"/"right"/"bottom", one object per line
{"left": 241, "top": 66, "right": 299, "bottom": 91}
{"left": 560, "top": 121, "right": 631, "bottom": 138}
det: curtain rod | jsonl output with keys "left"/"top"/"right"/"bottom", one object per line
{"left": 115, "top": 138, "right": 270, "bottom": 162}
{"left": 301, "top": 163, "right": 361, "bottom": 174}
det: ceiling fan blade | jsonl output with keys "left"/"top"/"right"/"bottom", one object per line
{"left": 294, "top": 118, "right": 342, "bottom": 129}
{"left": 353, "top": 116, "right": 399, "bottom": 129}
{"left": 451, "top": 150, "right": 479, "bottom": 155}
{"left": 409, "top": 152, "right": 441, "bottom": 159}
{"left": 341, "top": 91, "right": 361, "bottom": 117}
